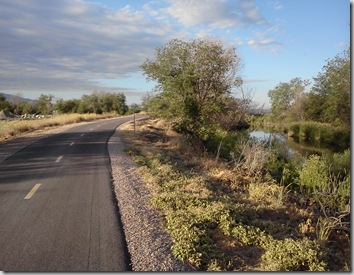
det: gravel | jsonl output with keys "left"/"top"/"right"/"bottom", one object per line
{"left": 109, "top": 125, "right": 194, "bottom": 271}
{"left": 0, "top": 120, "right": 194, "bottom": 271}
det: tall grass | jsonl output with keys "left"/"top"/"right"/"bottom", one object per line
{"left": 287, "top": 121, "right": 349, "bottom": 148}
{"left": 298, "top": 151, "right": 350, "bottom": 213}
{"left": 0, "top": 113, "right": 117, "bottom": 142}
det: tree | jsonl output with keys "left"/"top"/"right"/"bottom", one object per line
{"left": 0, "top": 93, "right": 12, "bottom": 112}
{"left": 268, "top": 77, "right": 309, "bottom": 121}
{"left": 53, "top": 98, "right": 80, "bottom": 113}
{"left": 141, "top": 38, "right": 242, "bottom": 145}
{"left": 36, "top": 94, "right": 54, "bottom": 115}
{"left": 112, "top": 93, "right": 128, "bottom": 115}
{"left": 305, "top": 47, "right": 350, "bottom": 126}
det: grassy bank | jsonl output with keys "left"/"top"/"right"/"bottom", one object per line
{"left": 0, "top": 113, "right": 118, "bottom": 142}
{"left": 287, "top": 121, "right": 349, "bottom": 147}
{"left": 119, "top": 119, "right": 350, "bottom": 271}
{"left": 251, "top": 116, "right": 350, "bottom": 151}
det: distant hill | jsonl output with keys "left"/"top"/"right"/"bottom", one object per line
{"left": 1, "top": 92, "right": 38, "bottom": 104}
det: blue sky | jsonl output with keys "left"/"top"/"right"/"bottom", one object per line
{"left": 0, "top": 0, "right": 349, "bottom": 107}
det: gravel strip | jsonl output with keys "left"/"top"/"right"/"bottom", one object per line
{"left": 0, "top": 120, "right": 194, "bottom": 271}
{"left": 109, "top": 124, "right": 194, "bottom": 271}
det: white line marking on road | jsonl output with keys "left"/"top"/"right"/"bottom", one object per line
{"left": 81, "top": 134, "right": 85, "bottom": 137}
{"left": 55, "top": 155, "right": 63, "bottom": 163}
{"left": 89, "top": 128, "right": 94, "bottom": 131}
{"left": 24, "top": 183, "right": 41, "bottom": 199}
{"left": 70, "top": 142, "right": 75, "bottom": 146}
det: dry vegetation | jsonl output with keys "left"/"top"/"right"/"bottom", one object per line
{"left": 119, "top": 118, "right": 350, "bottom": 271}
{"left": 0, "top": 113, "right": 117, "bottom": 142}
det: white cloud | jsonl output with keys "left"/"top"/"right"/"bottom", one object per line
{"left": 0, "top": 0, "right": 286, "bottom": 101}
{"left": 248, "top": 38, "right": 284, "bottom": 53}
{"left": 162, "top": 0, "right": 268, "bottom": 29}
{"left": 0, "top": 0, "right": 174, "bottom": 96}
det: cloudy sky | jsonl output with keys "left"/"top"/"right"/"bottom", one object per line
{"left": 0, "top": 0, "right": 349, "bottom": 106}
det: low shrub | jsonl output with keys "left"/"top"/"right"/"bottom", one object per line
{"left": 299, "top": 155, "right": 328, "bottom": 193}
{"left": 261, "top": 238, "right": 326, "bottom": 271}
{"left": 230, "top": 136, "right": 271, "bottom": 176}
{"left": 298, "top": 151, "right": 350, "bottom": 212}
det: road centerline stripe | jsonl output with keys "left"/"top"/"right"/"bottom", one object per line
{"left": 24, "top": 184, "right": 41, "bottom": 199}
{"left": 69, "top": 142, "right": 75, "bottom": 146}
{"left": 55, "top": 155, "right": 63, "bottom": 163}
{"left": 80, "top": 133, "right": 85, "bottom": 137}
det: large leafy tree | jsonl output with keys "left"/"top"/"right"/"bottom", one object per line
{"left": 36, "top": 94, "right": 54, "bottom": 115}
{"left": 141, "top": 38, "right": 242, "bottom": 144}
{"left": 305, "top": 47, "right": 350, "bottom": 126}
{"left": 268, "top": 77, "right": 309, "bottom": 121}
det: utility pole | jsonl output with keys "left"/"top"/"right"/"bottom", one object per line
{"left": 133, "top": 112, "right": 136, "bottom": 133}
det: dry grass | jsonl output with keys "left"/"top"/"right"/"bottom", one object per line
{"left": 0, "top": 113, "right": 117, "bottom": 142}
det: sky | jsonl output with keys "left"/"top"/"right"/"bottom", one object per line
{"left": 0, "top": 0, "right": 350, "bottom": 107}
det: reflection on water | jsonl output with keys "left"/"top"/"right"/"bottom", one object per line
{"left": 248, "top": 130, "right": 340, "bottom": 157}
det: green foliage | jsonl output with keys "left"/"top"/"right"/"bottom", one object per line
{"left": 309, "top": 47, "right": 350, "bottom": 126}
{"left": 53, "top": 98, "right": 81, "bottom": 113}
{"left": 128, "top": 146, "right": 331, "bottom": 271}
{"left": 288, "top": 123, "right": 300, "bottom": 136}
{"left": 298, "top": 152, "right": 350, "bottom": 212}
{"left": 141, "top": 38, "right": 242, "bottom": 145}
{"left": 265, "top": 138, "right": 303, "bottom": 189}
{"left": 267, "top": 47, "right": 350, "bottom": 130}
{"left": 287, "top": 121, "right": 350, "bottom": 149}
{"left": 1, "top": 91, "right": 129, "bottom": 116}
{"left": 36, "top": 94, "right": 54, "bottom": 115}
{"left": 326, "top": 149, "right": 350, "bottom": 180}
{"left": 0, "top": 93, "right": 13, "bottom": 112}
{"left": 299, "top": 155, "right": 328, "bottom": 193}
{"left": 125, "top": 103, "right": 141, "bottom": 115}
{"left": 261, "top": 238, "right": 326, "bottom": 271}
{"left": 78, "top": 91, "right": 128, "bottom": 114}
{"left": 267, "top": 77, "right": 309, "bottom": 120}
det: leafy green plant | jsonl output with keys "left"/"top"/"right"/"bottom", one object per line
{"left": 299, "top": 155, "right": 328, "bottom": 193}
{"left": 261, "top": 238, "right": 326, "bottom": 271}
{"left": 298, "top": 152, "right": 350, "bottom": 213}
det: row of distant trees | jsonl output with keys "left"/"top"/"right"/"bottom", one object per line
{"left": 0, "top": 91, "right": 141, "bottom": 116}
{"left": 267, "top": 47, "right": 350, "bottom": 128}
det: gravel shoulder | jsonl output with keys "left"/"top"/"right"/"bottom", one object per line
{"left": 0, "top": 119, "right": 193, "bottom": 271}
{"left": 109, "top": 124, "right": 193, "bottom": 271}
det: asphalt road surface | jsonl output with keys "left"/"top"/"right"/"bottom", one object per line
{"left": 0, "top": 116, "right": 135, "bottom": 271}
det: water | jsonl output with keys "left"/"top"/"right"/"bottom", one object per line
{"left": 248, "top": 130, "right": 337, "bottom": 157}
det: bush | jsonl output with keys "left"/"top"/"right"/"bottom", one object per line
{"left": 230, "top": 136, "right": 271, "bottom": 176}
{"left": 288, "top": 123, "right": 300, "bottom": 137}
{"left": 298, "top": 152, "right": 350, "bottom": 212}
{"left": 261, "top": 238, "right": 326, "bottom": 271}
{"left": 299, "top": 155, "right": 328, "bottom": 193}
{"left": 327, "top": 149, "right": 350, "bottom": 180}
